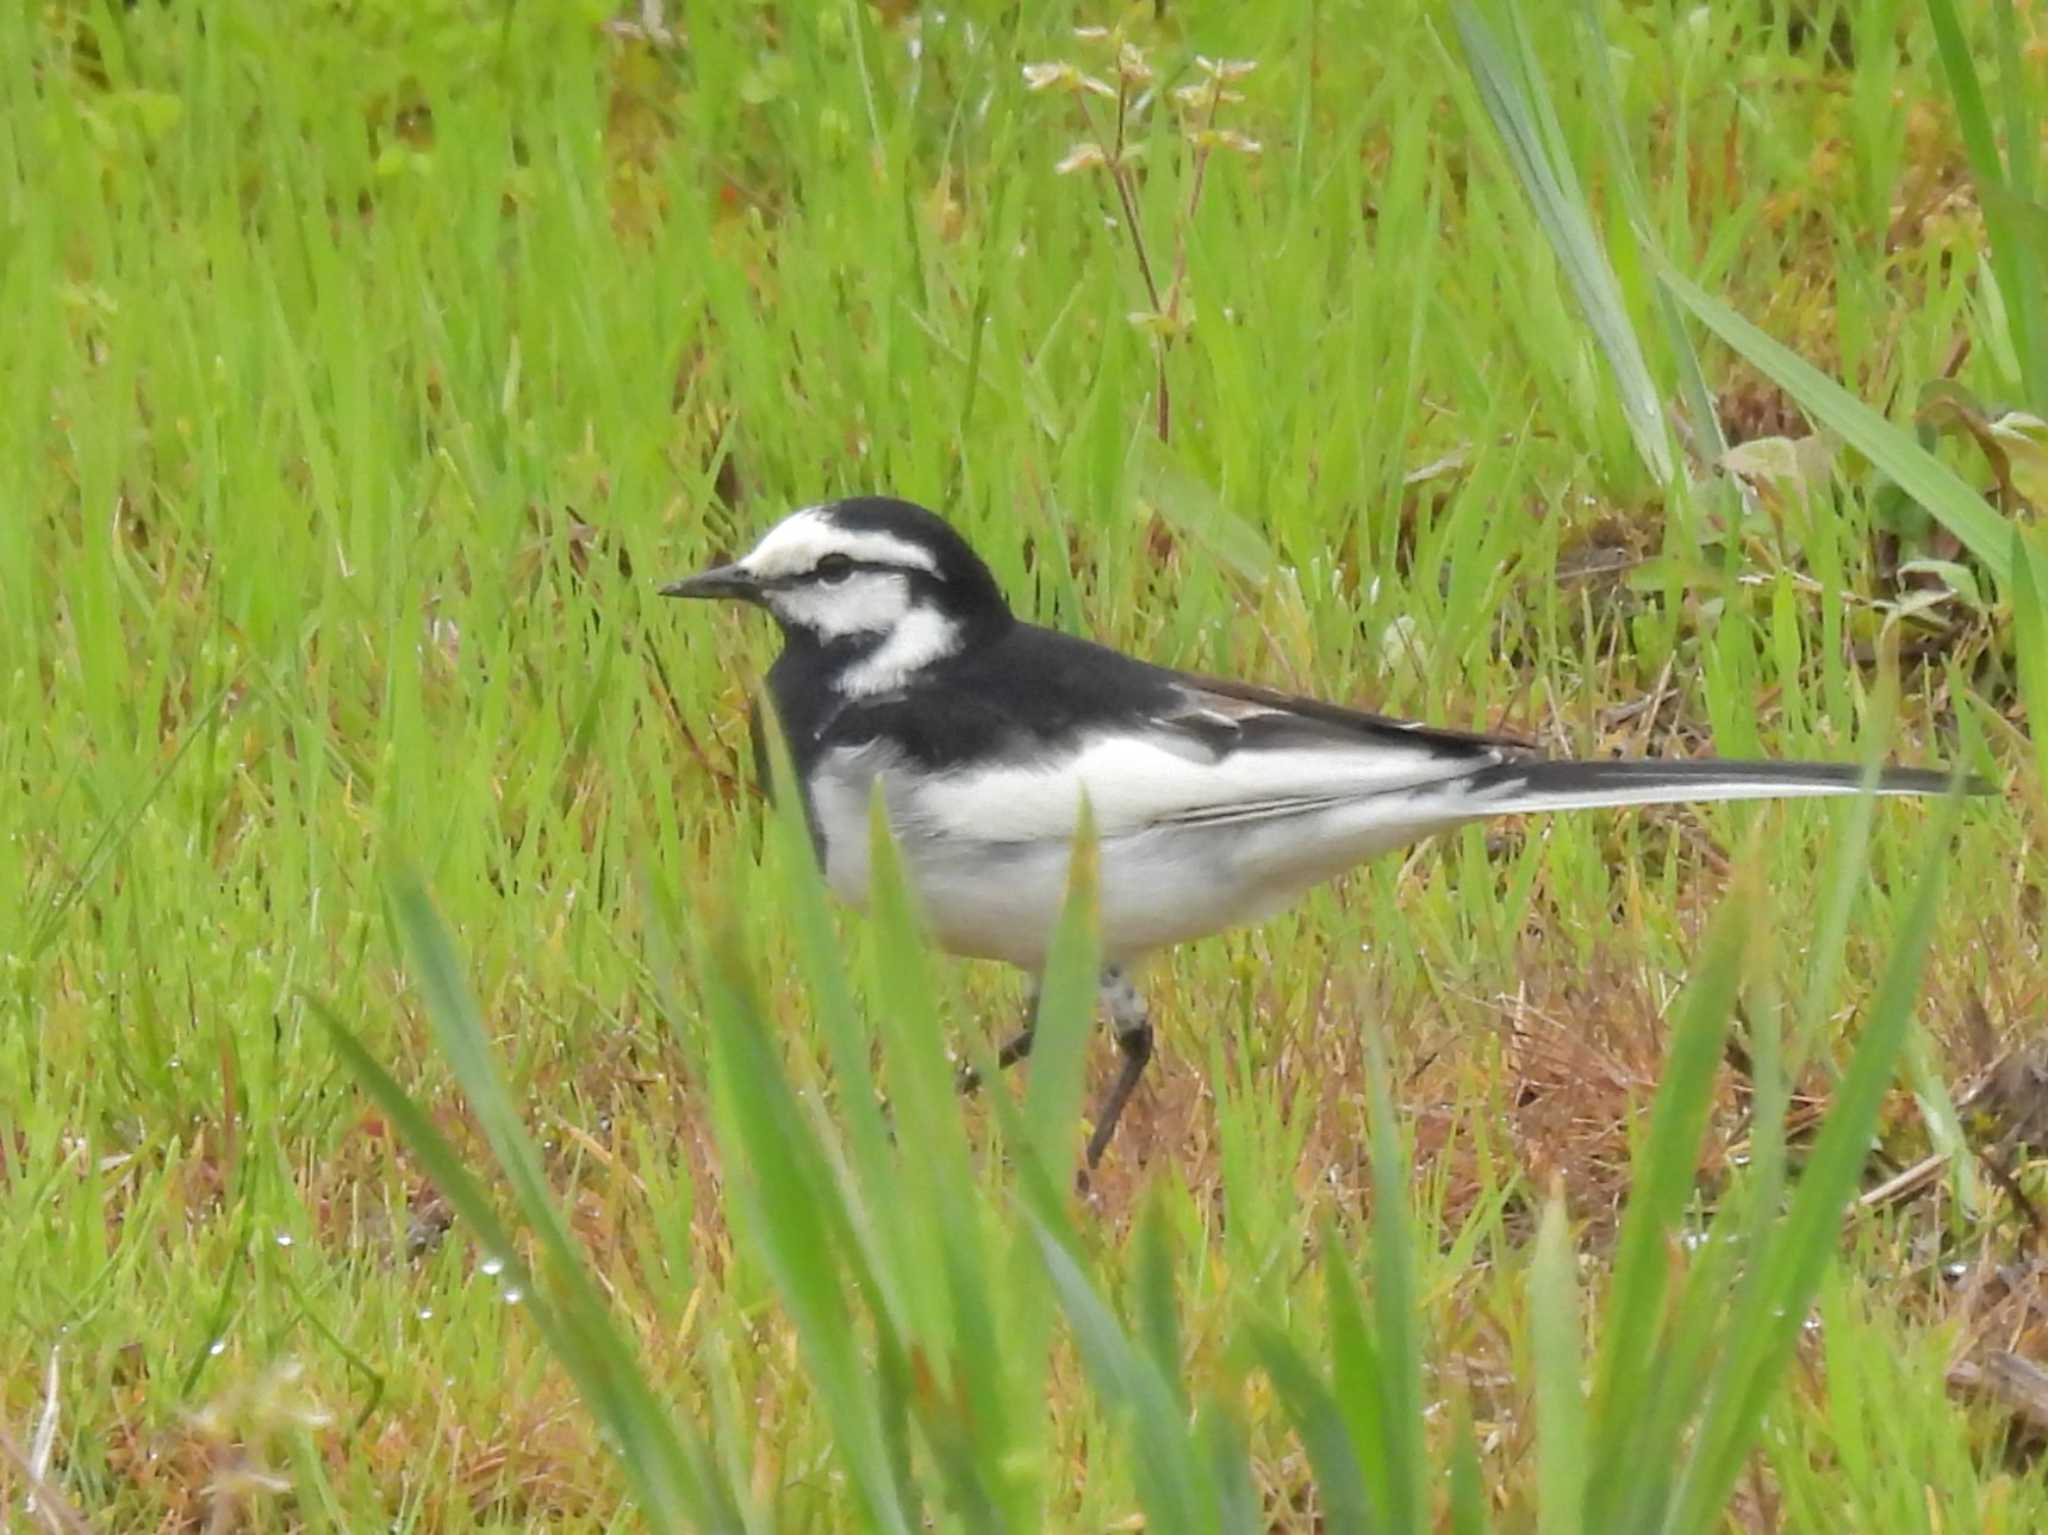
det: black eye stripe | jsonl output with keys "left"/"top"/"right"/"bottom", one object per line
{"left": 761, "top": 556, "right": 916, "bottom": 588}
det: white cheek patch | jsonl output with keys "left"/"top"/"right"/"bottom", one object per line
{"left": 839, "top": 607, "right": 962, "bottom": 696}
{"left": 742, "top": 509, "right": 940, "bottom": 581}
{"left": 768, "top": 571, "right": 914, "bottom": 639}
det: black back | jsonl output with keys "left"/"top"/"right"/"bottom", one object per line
{"left": 764, "top": 619, "right": 1520, "bottom": 786}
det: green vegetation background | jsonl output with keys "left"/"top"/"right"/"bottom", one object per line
{"left": 2, "top": 1, "right": 2042, "bottom": 1528}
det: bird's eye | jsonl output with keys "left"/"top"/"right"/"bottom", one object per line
{"left": 815, "top": 553, "right": 855, "bottom": 584}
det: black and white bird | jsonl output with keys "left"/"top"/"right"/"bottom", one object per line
{"left": 666, "top": 496, "right": 1974, "bottom": 1169}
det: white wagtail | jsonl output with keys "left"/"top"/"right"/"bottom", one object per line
{"left": 666, "top": 496, "right": 1980, "bottom": 1168}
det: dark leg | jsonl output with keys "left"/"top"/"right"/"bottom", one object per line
{"left": 956, "top": 986, "right": 1039, "bottom": 1095}
{"left": 1083, "top": 967, "right": 1153, "bottom": 1170}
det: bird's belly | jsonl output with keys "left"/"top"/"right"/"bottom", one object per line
{"left": 828, "top": 828, "right": 1275, "bottom": 969}
{"left": 820, "top": 818, "right": 1382, "bottom": 971}
{"left": 809, "top": 761, "right": 1241, "bottom": 964}
{"left": 809, "top": 753, "right": 1472, "bottom": 970}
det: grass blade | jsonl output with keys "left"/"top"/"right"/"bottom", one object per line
{"left": 1658, "top": 264, "right": 2014, "bottom": 581}
{"left": 755, "top": 698, "right": 901, "bottom": 1231}
{"left": 1246, "top": 1321, "right": 1378, "bottom": 1534}
{"left": 1364, "top": 1029, "right": 1428, "bottom": 1535}
{"left": 1927, "top": 0, "right": 2048, "bottom": 405}
{"left": 860, "top": 793, "right": 1010, "bottom": 1520}
{"left": 2013, "top": 529, "right": 2048, "bottom": 790}
{"left": 1030, "top": 1215, "right": 1208, "bottom": 1535}
{"left": 1453, "top": 0, "right": 1673, "bottom": 484}
{"left": 1134, "top": 1199, "right": 1185, "bottom": 1411}
{"left": 744, "top": 706, "right": 933, "bottom": 1500}
{"left": 384, "top": 878, "right": 734, "bottom": 1528}
{"left": 1669, "top": 792, "right": 1968, "bottom": 1532}
{"left": 1529, "top": 1192, "right": 1587, "bottom": 1535}
{"left": 1603, "top": 1200, "right": 1745, "bottom": 1534}
{"left": 1323, "top": 1228, "right": 1393, "bottom": 1529}
{"left": 1567, "top": 0, "right": 1728, "bottom": 478}
{"left": 28, "top": 681, "right": 233, "bottom": 959}
{"left": 948, "top": 806, "right": 1096, "bottom": 1237}
{"left": 1583, "top": 894, "right": 1750, "bottom": 1527}
{"left": 315, "top": 883, "right": 737, "bottom": 1531}
{"left": 1197, "top": 1401, "right": 1260, "bottom": 1535}
{"left": 1018, "top": 802, "right": 1101, "bottom": 1194}
{"left": 386, "top": 872, "right": 572, "bottom": 1284}
{"left": 1447, "top": 1403, "right": 1489, "bottom": 1535}
{"left": 696, "top": 909, "right": 918, "bottom": 1535}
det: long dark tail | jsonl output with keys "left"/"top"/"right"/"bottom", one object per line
{"left": 1460, "top": 757, "right": 1982, "bottom": 816}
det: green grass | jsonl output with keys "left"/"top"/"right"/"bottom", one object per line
{"left": 3, "top": 0, "right": 2043, "bottom": 1528}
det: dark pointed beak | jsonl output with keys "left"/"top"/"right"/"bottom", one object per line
{"left": 660, "top": 562, "right": 760, "bottom": 602}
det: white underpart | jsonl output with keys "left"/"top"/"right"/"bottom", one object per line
{"left": 839, "top": 606, "right": 963, "bottom": 696}
{"left": 767, "top": 570, "right": 916, "bottom": 640}
{"left": 805, "top": 731, "right": 1938, "bottom": 971}
{"left": 805, "top": 729, "right": 1490, "bottom": 968}
{"left": 740, "top": 507, "right": 939, "bottom": 581}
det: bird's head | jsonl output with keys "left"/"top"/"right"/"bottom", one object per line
{"left": 663, "top": 497, "right": 1013, "bottom": 694}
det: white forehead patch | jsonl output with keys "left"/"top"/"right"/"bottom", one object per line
{"left": 740, "top": 507, "right": 940, "bottom": 581}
